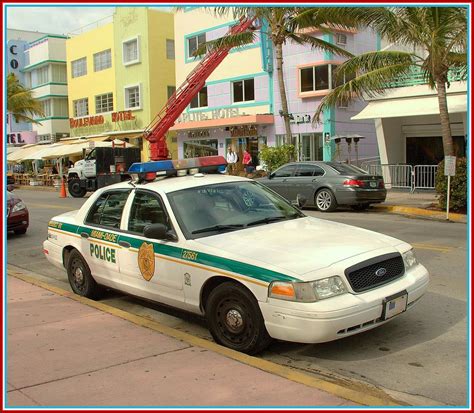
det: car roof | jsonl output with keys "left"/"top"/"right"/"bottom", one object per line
{"left": 102, "top": 173, "right": 250, "bottom": 194}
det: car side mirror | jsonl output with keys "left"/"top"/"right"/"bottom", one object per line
{"left": 268, "top": 172, "right": 275, "bottom": 180}
{"left": 144, "top": 223, "right": 177, "bottom": 241}
{"left": 7, "top": 184, "right": 14, "bottom": 192}
{"left": 292, "top": 194, "right": 307, "bottom": 209}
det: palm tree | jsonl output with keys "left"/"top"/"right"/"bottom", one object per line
{"left": 189, "top": 7, "right": 356, "bottom": 144}
{"left": 7, "top": 73, "right": 44, "bottom": 124}
{"left": 313, "top": 7, "right": 467, "bottom": 157}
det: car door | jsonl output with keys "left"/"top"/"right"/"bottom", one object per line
{"left": 286, "top": 164, "right": 326, "bottom": 203}
{"left": 117, "top": 189, "right": 185, "bottom": 304}
{"left": 81, "top": 189, "right": 130, "bottom": 287}
{"left": 264, "top": 164, "right": 297, "bottom": 200}
{"left": 83, "top": 149, "right": 97, "bottom": 178}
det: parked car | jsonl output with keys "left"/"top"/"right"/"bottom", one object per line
{"left": 257, "top": 161, "right": 387, "bottom": 212}
{"left": 43, "top": 157, "right": 428, "bottom": 354}
{"left": 7, "top": 187, "right": 29, "bottom": 235}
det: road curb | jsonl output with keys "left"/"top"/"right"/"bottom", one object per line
{"left": 372, "top": 205, "right": 466, "bottom": 223}
{"left": 7, "top": 267, "right": 406, "bottom": 407}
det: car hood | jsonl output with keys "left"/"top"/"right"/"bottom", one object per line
{"left": 193, "top": 216, "right": 407, "bottom": 277}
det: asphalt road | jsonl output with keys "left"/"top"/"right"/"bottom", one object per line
{"left": 6, "top": 189, "right": 469, "bottom": 406}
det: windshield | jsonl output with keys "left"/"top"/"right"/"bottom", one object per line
{"left": 167, "top": 181, "right": 305, "bottom": 239}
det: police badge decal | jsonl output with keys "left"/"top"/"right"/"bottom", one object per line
{"left": 138, "top": 242, "right": 155, "bottom": 281}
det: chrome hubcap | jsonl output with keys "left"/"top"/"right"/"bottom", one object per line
{"left": 225, "top": 309, "right": 244, "bottom": 332}
{"left": 317, "top": 191, "right": 331, "bottom": 210}
{"left": 74, "top": 267, "right": 84, "bottom": 285}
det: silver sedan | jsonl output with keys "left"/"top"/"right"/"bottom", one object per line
{"left": 257, "top": 161, "right": 386, "bottom": 212}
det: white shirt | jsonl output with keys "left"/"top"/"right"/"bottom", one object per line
{"left": 226, "top": 151, "right": 237, "bottom": 164}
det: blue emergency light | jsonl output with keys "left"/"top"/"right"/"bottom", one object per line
{"left": 128, "top": 156, "right": 227, "bottom": 179}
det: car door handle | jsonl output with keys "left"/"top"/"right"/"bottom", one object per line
{"left": 118, "top": 241, "right": 131, "bottom": 248}
{"left": 80, "top": 232, "right": 89, "bottom": 239}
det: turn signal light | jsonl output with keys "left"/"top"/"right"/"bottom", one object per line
{"left": 379, "top": 181, "right": 385, "bottom": 188}
{"left": 269, "top": 283, "right": 296, "bottom": 299}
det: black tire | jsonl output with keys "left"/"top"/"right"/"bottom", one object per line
{"left": 206, "top": 282, "right": 272, "bottom": 354}
{"left": 315, "top": 188, "right": 337, "bottom": 212}
{"left": 67, "top": 250, "right": 101, "bottom": 299}
{"left": 351, "top": 203, "right": 370, "bottom": 211}
{"left": 68, "top": 179, "right": 86, "bottom": 198}
{"left": 14, "top": 228, "right": 27, "bottom": 235}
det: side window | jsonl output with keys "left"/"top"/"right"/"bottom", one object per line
{"left": 313, "top": 166, "right": 325, "bottom": 177}
{"left": 85, "top": 191, "right": 130, "bottom": 229}
{"left": 295, "top": 165, "right": 316, "bottom": 177}
{"left": 273, "top": 165, "right": 296, "bottom": 178}
{"left": 128, "top": 191, "right": 169, "bottom": 235}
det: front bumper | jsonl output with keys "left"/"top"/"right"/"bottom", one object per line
{"left": 259, "top": 264, "right": 429, "bottom": 344}
{"left": 43, "top": 239, "right": 64, "bottom": 269}
{"left": 7, "top": 210, "right": 29, "bottom": 231}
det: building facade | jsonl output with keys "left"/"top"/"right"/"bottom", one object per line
{"left": 66, "top": 7, "right": 175, "bottom": 161}
{"left": 22, "top": 34, "right": 70, "bottom": 144}
{"left": 172, "top": 8, "right": 379, "bottom": 166}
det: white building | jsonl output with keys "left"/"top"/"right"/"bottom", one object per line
{"left": 22, "top": 34, "right": 70, "bottom": 143}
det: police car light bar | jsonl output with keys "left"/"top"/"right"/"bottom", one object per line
{"left": 128, "top": 156, "right": 227, "bottom": 176}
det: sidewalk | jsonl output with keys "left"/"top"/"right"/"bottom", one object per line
{"left": 9, "top": 273, "right": 400, "bottom": 408}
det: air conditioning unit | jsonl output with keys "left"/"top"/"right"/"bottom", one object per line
{"left": 336, "top": 33, "right": 347, "bottom": 46}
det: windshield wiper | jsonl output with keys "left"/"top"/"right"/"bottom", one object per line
{"left": 246, "top": 213, "right": 302, "bottom": 227}
{"left": 192, "top": 224, "right": 245, "bottom": 235}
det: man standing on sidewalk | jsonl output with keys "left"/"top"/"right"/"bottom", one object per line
{"left": 226, "top": 146, "right": 238, "bottom": 175}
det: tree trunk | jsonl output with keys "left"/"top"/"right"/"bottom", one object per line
{"left": 275, "top": 42, "right": 292, "bottom": 145}
{"left": 436, "top": 79, "right": 455, "bottom": 157}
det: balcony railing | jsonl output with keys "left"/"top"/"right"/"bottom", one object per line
{"left": 386, "top": 66, "right": 465, "bottom": 89}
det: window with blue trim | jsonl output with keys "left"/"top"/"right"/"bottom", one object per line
{"left": 190, "top": 87, "right": 208, "bottom": 108}
{"left": 232, "top": 79, "right": 254, "bottom": 103}
{"left": 188, "top": 33, "right": 206, "bottom": 59}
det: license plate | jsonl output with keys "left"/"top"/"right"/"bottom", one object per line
{"left": 382, "top": 290, "right": 408, "bottom": 320}
{"left": 370, "top": 181, "right": 377, "bottom": 188}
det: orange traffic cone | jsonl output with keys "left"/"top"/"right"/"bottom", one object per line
{"left": 59, "top": 178, "right": 67, "bottom": 198}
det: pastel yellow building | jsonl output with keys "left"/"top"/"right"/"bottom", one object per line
{"left": 66, "top": 7, "right": 176, "bottom": 160}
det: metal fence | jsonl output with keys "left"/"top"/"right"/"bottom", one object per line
{"left": 365, "top": 164, "right": 438, "bottom": 191}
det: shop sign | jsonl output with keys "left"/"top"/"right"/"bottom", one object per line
{"left": 290, "top": 114, "right": 311, "bottom": 124}
{"left": 178, "top": 108, "right": 241, "bottom": 123}
{"left": 187, "top": 130, "right": 210, "bottom": 138}
{"left": 112, "top": 110, "right": 135, "bottom": 122}
{"left": 230, "top": 125, "right": 257, "bottom": 137}
{"left": 70, "top": 115, "right": 105, "bottom": 129}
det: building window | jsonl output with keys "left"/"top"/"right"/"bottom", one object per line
{"left": 123, "top": 37, "right": 140, "bottom": 65}
{"left": 167, "top": 86, "right": 176, "bottom": 99}
{"left": 51, "top": 64, "right": 67, "bottom": 83}
{"left": 53, "top": 98, "right": 69, "bottom": 117}
{"left": 71, "top": 57, "right": 87, "bottom": 78}
{"left": 39, "top": 100, "right": 51, "bottom": 118}
{"left": 94, "top": 49, "right": 112, "bottom": 72}
{"left": 336, "top": 33, "right": 347, "bottom": 46}
{"left": 30, "top": 66, "right": 50, "bottom": 87}
{"left": 299, "top": 64, "right": 344, "bottom": 93}
{"left": 73, "top": 98, "right": 89, "bottom": 117}
{"left": 166, "top": 39, "right": 175, "bottom": 59}
{"left": 232, "top": 78, "right": 254, "bottom": 103}
{"left": 187, "top": 33, "right": 206, "bottom": 58}
{"left": 125, "top": 85, "right": 140, "bottom": 109}
{"left": 190, "top": 86, "right": 208, "bottom": 108}
{"left": 95, "top": 93, "right": 113, "bottom": 113}
{"left": 184, "top": 139, "right": 218, "bottom": 158}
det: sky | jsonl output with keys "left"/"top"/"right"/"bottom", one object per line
{"left": 6, "top": 6, "right": 171, "bottom": 36}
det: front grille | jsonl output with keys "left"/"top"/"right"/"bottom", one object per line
{"left": 345, "top": 253, "right": 405, "bottom": 292}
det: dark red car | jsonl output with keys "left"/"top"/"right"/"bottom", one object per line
{"left": 7, "top": 189, "right": 29, "bottom": 235}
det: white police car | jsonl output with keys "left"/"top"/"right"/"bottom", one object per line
{"left": 43, "top": 156, "right": 429, "bottom": 354}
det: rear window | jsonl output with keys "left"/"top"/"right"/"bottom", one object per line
{"left": 327, "top": 163, "right": 367, "bottom": 175}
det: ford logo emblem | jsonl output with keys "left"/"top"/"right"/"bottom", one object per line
{"left": 375, "top": 268, "right": 387, "bottom": 277}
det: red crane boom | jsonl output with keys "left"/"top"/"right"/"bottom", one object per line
{"left": 144, "top": 17, "right": 256, "bottom": 161}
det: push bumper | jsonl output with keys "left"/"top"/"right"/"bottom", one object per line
{"left": 259, "top": 264, "right": 429, "bottom": 344}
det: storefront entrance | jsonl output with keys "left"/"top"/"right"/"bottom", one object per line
{"left": 225, "top": 136, "right": 267, "bottom": 169}
{"left": 406, "top": 136, "right": 466, "bottom": 165}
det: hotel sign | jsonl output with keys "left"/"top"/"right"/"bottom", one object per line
{"left": 177, "top": 108, "right": 241, "bottom": 123}
{"left": 69, "top": 111, "right": 136, "bottom": 129}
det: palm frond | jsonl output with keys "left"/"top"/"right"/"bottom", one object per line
{"left": 290, "top": 33, "right": 354, "bottom": 59}
{"left": 193, "top": 31, "right": 256, "bottom": 57}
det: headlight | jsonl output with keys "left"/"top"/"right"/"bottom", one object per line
{"left": 402, "top": 249, "right": 418, "bottom": 270}
{"left": 269, "top": 276, "right": 347, "bottom": 302}
{"left": 11, "top": 201, "right": 26, "bottom": 213}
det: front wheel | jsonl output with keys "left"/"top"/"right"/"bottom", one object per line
{"left": 315, "top": 189, "right": 337, "bottom": 212}
{"left": 68, "top": 179, "right": 87, "bottom": 198}
{"left": 206, "top": 282, "right": 272, "bottom": 354}
{"left": 67, "top": 250, "right": 101, "bottom": 299}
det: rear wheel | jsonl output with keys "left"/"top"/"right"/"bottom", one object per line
{"left": 206, "top": 282, "right": 272, "bottom": 354}
{"left": 351, "top": 203, "right": 370, "bottom": 211}
{"left": 68, "top": 179, "right": 86, "bottom": 198}
{"left": 315, "top": 189, "right": 337, "bottom": 212}
{"left": 67, "top": 250, "right": 101, "bottom": 299}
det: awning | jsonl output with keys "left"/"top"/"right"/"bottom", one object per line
{"left": 7, "top": 144, "right": 46, "bottom": 162}
{"left": 351, "top": 93, "right": 467, "bottom": 120}
{"left": 170, "top": 114, "right": 274, "bottom": 131}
